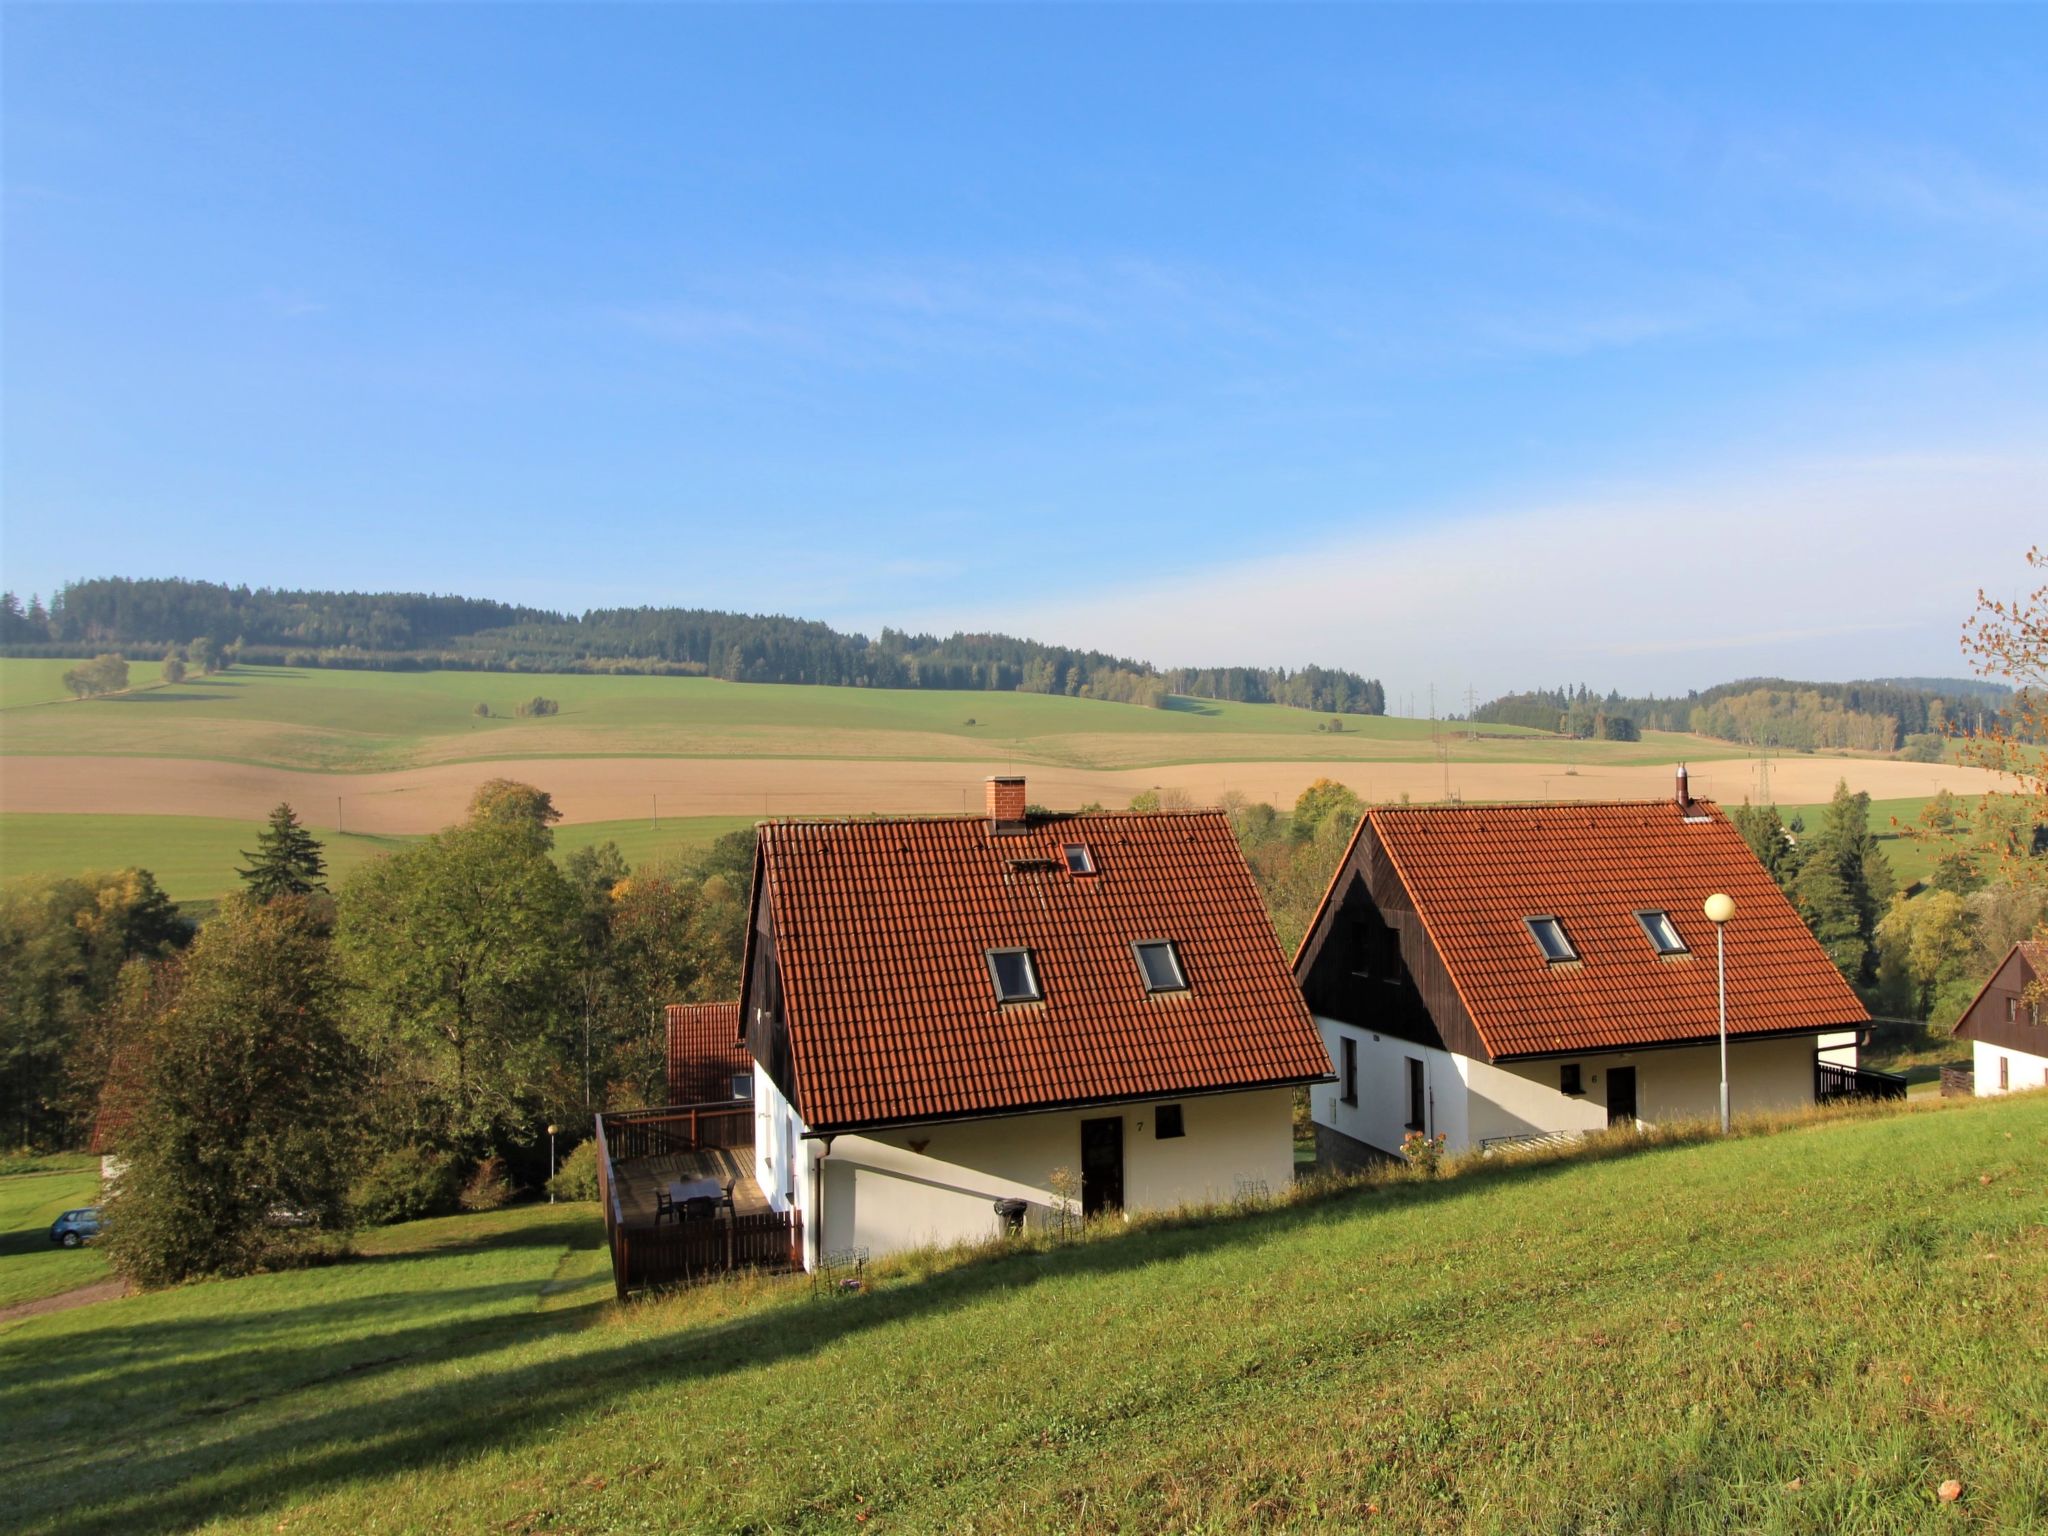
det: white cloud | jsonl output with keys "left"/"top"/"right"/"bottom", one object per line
{"left": 900, "top": 449, "right": 2046, "bottom": 705}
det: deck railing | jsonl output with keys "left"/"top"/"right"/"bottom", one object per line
{"left": 1815, "top": 1060, "right": 1909, "bottom": 1103}
{"left": 614, "top": 1209, "right": 805, "bottom": 1292}
{"left": 600, "top": 1101, "right": 753, "bottom": 1162}
{"left": 594, "top": 1099, "right": 798, "bottom": 1296}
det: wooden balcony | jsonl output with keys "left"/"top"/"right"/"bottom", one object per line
{"left": 1815, "top": 1060, "right": 1909, "bottom": 1103}
{"left": 596, "top": 1101, "right": 801, "bottom": 1296}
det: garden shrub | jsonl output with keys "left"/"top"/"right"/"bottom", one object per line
{"left": 459, "top": 1154, "right": 516, "bottom": 1211}
{"left": 350, "top": 1145, "right": 461, "bottom": 1226}
{"left": 547, "top": 1139, "right": 600, "bottom": 1202}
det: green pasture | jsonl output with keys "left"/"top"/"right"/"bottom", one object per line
{"left": 0, "top": 1156, "right": 108, "bottom": 1310}
{"left": 0, "top": 812, "right": 761, "bottom": 904}
{"left": 0, "top": 659, "right": 1755, "bottom": 773}
{"left": 2, "top": 1094, "right": 2043, "bottom": 1533}
{"left": 0, "top": 657, "right": 167, "bottom": 711}
{"left": 1775, "top": 794, "right": 1980, "bottom": 890}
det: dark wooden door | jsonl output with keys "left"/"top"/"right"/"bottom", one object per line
{"left": 1607, "top": 1067, "right": 1637, "bottom": 1128}
{"left": 1081, "top": 1117, "right": 1124, "bottom": 1215}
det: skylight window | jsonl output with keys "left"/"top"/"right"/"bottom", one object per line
{"left": 1063, "top": 843, "right": 1096, "bottom": 876}
{"left": 1636, "top": 910, "right": 1689, "bottom": 956}
{"left": 1132, "top": 940, "right": 1189, "bottom": 993}
{"left": 985, "top": 947, "right": 1042, "bottom": 1004}
{"left": 1524, "top": 916, "right": 1578, "bottom": 964}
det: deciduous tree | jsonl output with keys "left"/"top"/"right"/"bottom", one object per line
{"left": 336, "top": 806, "right": 578, "bottom": 1154}
{"left": 102, "top": 895, "right": 356, "bottom": 1286}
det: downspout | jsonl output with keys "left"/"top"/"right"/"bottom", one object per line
{"left": 809, "top": 1134, "right": 834, "bottom": 1272}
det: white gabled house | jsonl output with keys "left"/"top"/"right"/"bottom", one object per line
{"left": 743, "top": 776, "right": 1334, "bottom": 1268}
{"left": 1293, "top": 771, "right": 1882, "bottom": 1165}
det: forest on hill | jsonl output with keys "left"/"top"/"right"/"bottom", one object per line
{"left": 0, "top": 577, "right": 1386, "bottom": 715}
{"left": 1474, "top": 676, "right": 2011, "bottom": 752}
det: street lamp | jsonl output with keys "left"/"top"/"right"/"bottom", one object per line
{"left": 1704, "top": 893, "right": 1736, "bottom": 1134}
{"left": 547, "top": 1123, "right": 559, "bottom": 1202}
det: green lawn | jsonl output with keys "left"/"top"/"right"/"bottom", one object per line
{"left": 3, "top": 1095, "right": 2043, "bottom": 1533}
{"left": 1773, "top": 794, "right": 1990, "bottom": 890}
{"left": 0, "top": 659, "right": 1758, "bottom": 774}
{"left": 0, "top": 1157, "right": 108, "bottom": 1309}
{"left": 0, "top": 812, "right": 759, "bottom": 903}
{"left": 0, "top": 658, "right": 168, "bottom": 711}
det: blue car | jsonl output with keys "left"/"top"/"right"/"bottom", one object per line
{"left": 49, "top": 1208, "right": 103, "bottom": 1247}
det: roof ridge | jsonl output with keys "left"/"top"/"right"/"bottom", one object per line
{"left": 1370, "top": 797, "right": 1724, "bottom": 814}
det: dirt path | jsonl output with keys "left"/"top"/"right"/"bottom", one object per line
{"left": 0, "top": 1276, "right": 131, "bottom": 1325}
{"left": 0, "top": 753, "right": 2012, "bottom": 832}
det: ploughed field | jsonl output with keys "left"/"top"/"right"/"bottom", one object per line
{"left": 3, "top": 1094, "right": 2044, "bottom": 1534}
{"left": 0, "top": 662, "right": 2008, "bottom": 898}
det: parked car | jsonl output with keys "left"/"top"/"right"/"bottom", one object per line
{"left": 49, "top": 1208, "right": 103, "bottom": 1247}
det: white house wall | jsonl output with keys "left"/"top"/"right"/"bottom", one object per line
{"left": 812, "top": 1087, "right": 1295, "bottom": 1264}
{"left": 1312, "top": 1016, "right": 1824, "bottom": 1157}
{"left": 1973, "top": 1038, "right": 2048, "bottom": 1096}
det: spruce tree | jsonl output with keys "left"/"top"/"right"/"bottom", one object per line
{"left": 238, "top": 802, "right": 328, "bottom": 901}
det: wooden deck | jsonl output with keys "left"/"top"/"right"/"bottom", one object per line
{"left": 596, "top": 1102, "right": 802, "bottom": 1293}
{"left": 612, "top": 1145, "right": 772, "bottom": 1232}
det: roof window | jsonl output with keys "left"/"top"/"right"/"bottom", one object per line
{"left": 1132, "top": 939, "right": 1189, "bottom": 993}
{"left": 1524, "top": 916, "right": 1578, "bottom": 965}
{"left": 1636, "top": 910, "right": 1688, "bottom": 956}
{"left": 985, "top": 947, "right": 1043, "bottom": 1004}
{"left": 1063, "top": 843, "right": 1097, "bottom": 876}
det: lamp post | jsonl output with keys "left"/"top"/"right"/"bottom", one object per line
{"left": 1704, "top": 893, "right": 1736, "bottom": 1134}
{"left": 547, "top": 1123, "right": 559, "bottom": 1202}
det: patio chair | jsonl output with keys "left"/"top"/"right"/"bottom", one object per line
{"left": 682, "top": 1195, "right": 720, "bottom": 1222}
{"left": 718, "top": 1178, "right": 737, "bottom": 1215}
{"left": 654, "top": 1188, "right": 675, "bottom": 1225}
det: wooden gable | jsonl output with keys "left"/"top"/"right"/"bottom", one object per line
{"left": 1954, "top": 942, "right": 2048, "bottom": 1055}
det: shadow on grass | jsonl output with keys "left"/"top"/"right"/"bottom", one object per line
{"left": 12, "top": 1135, "right": 1734, "bottom": 1535}
{"left": 1158, "top": 696, "right": 1222, "bottom": 717}
{"left": 103, "top": 691, "right": 227, "bottom": 706}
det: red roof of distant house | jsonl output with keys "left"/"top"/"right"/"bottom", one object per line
{"left": 752, "top": 809, "right": 1331, "bottom": 1132}
{"left": 90, "top": 1041, "right": 149, "bottom": 1155}
{"left": 1322, "top": 799, "right": 1869, "bottom": 1059}
{"left": 665, "top": 1002, "right": 751, "bottom": 1103}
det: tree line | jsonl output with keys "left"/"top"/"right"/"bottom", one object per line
{"left": 1474, "top": 675, "right": 2008, "bottom": 752}
{"left": 1, "top": 577, "right": 1386, "bottom": 715}
{"left": 1, "top": 784, "right": 752, "bottom": 1284}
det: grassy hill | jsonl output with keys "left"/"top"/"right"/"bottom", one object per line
{"left": 0, "top": 811, "right": 759, "bottom": 905}
{"left": 3, "top": 1095, "right": 2043, "bottom": 1534}
{"left": 0, "top": 659, "right": 1730, "bottom": 775}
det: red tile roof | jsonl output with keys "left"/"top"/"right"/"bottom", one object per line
{"left": 665, "top": 1003, "right": 751, "bottom": 1103}
{"left": 755, "top": 811, "right": 1332, "bottom": 1132}
{"left": 1356, "top": 800, "right": 1869, "bottom": 1058}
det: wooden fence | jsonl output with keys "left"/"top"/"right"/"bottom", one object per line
{"left": 1939, "top": 1064, "right": 1976, "bottom": 1099}
{"left": 613, "top": 1209, "right": 805, "bottom": 1293}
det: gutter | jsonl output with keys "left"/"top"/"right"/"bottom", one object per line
{"left": 798, "top": 1072, "right": 1336, "bottom": 1141}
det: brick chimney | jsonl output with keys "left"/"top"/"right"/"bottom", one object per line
{"left": 986, "top": 775, "right": 1028, "bottom": 834}
{"left": 1675, "top": 763, "right": 1691, "bottom": 812}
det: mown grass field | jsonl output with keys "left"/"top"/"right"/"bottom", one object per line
{"left": 0, "top": 811, "right": 759, "bottom": 903}
{"left": 0, "top": 1155, "right": 108, "bottom": 1310}
{"left": 0, "top": 659, "right": 1737, "bottom": 774}
{"left": 1777, "top": 795, "right": 1969, "bottom": 890}
{"left": 3, "top": 1095, "right": 2043, "bottom": 1534}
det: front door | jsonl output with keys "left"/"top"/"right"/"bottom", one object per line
{"left": 1607, "top": 1066, "right": 1638, "bottom": 1128}
{"left": 1080, "top": 1117, "right": 1124, "bottom": 1216}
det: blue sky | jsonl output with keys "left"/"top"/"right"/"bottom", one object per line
{"left": 5, "top": 5, "right": 2044, "bottom": 702}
